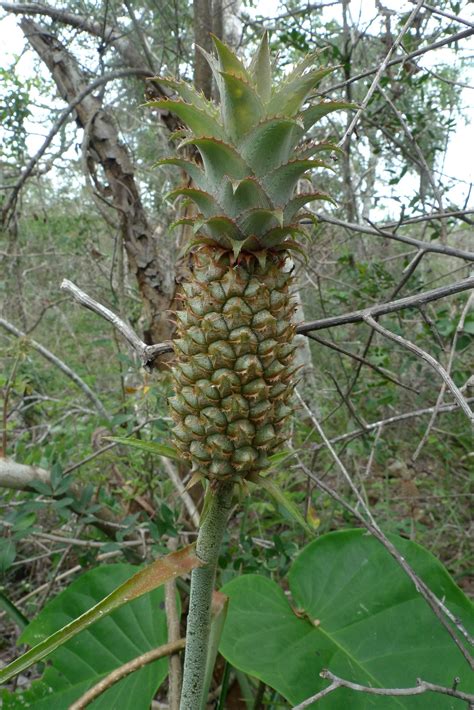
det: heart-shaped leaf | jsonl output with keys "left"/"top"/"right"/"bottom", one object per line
{"left": 220, "top": 530, "right": 474, "bottom": 708}
{"left": 1, "top": 563, "right": 182, "bottom": 709}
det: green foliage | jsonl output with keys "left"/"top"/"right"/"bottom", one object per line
{"left": 1, "top": 564, "right": 172, "bottom": 709}
{"left": 220, "top": 530, "right": 474, "bottom": 708}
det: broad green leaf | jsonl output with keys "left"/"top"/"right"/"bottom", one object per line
{"left": 219, "top": 72, "right": 264, "bottom": 141}
{"left": 146, "top": 99, "right": 224, "bottom": 139}
{"left": 239, "top": 118, "right": 304, "bottom": 176}
{"left": 106, "top": 436, "right": 182, "bottom": 462}
{"left": 220, "top": 530, "right": 474, "bottom": 708}
{"left": 248, "top": 31, "right": 271, "bottom": 103}
{"left": 0, "top": 545, "right": 200, "bottom": 685}
{"left": 0, "top": 564, "right": 180, "bottom": 709}
{"left": 301, "top": 100, "right": 357, "bottom": 130}
{"left": 263, "top": 159, "right": 333, "bottom": 205}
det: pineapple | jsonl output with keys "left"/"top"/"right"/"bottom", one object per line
{"left": 152, "top": 34, "right": 348, "bottom": 484}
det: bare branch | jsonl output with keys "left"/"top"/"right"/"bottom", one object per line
{"left": 1, "top": 68, "right": 152, "bottom": 225}
{"left": 409, "top": 1, "right": 474, "bottom": 29}
{"left": 311, "top": 397, "right": 474, "bottom": 451}
{"left": 384, "top": 209, "right": 474, "bottom": 228}
{"left": 60, "top": 280, "right": 170, "bottom": 368}
{"left": 298, "top": 276, "right": 474, "bottom": 334}
{"left": 312, "top": 213, "right": 474, "bottom": 261}
{"left": 306, "top": 332, "right": 419, "bottom": 394}
{"left": 69, "top": 639, "right": 186, "bottom": 710}
{"left": 0, "top": 317, "right": 111, "bottom": 421}
{"left": 0, "top": 458, "right": 50, "bottom": 490}
{"left": 363, "top": 314, "right": 473, "bottom": 423}
{"left": 413, "top": 291, "right": 474, "bottom": 459}
{"left": 339, "top": 0, "right": 425, "bottom": 146}
{"left": 292, "top": 670, "right": 474, "bottom": 709}
{"left": 326, "top": 27, "right": 474, "bottom": 95}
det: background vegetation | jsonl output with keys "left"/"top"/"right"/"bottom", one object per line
{"left": 0, "top": 0, "right": 473, "bottom": 706}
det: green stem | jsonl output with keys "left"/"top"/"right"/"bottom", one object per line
{"left": 179, "top": 481, "right": 234, "bottom": 710}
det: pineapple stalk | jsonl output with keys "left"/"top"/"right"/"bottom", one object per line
{"left": 149, "top": 32, "right": 351, "bottom": 709}
{"left": 180, "top": 481, "right": 233, "bottom": 709}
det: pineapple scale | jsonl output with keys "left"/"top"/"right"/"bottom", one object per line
{"left": 169, "top": 247, "right": 297, "bottom": 481}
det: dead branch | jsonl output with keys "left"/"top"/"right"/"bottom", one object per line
{"left": 292, "top": 670, "right": 474, "bottom": 708}
{"left": 363, "top": 314, "right": 473, "bottom": 422}
{"left": 409, "top": 1, "right": 474, "bottom": 29}
{"left": 69, "top": 639, "right": 186, "bottom": 709}
{"left": 339, "top": 0, "right": 425, "bottom": 146}
{"left": 312, "top": 213, "right": 474, "bottom": 261}
{"left": 0, "top": 317, "right": 111, "bottom": 421}
{"left": 306, "top": 332, "right": 419, "bottom": 393}
{"left": 413, "top": 292, "right": 474, "bottom": 459}
{"left": 60, "top": 279, "right": 169, "bottom": 369}
{"left": 299, "top": 275, "right": 474, "bottom": 333}
{"left": 327, "top": 27, "right": 474, "bottom": 94}
{"left": 12, "top": 17, "right": 176, "bottom": 345}
{"left": 0, "top": 458, "right": 50, "bottom": 489}
{"left": 310, "top": 397, "right": 474, "bottom": 452}
{"left": 1, "top": 67, "right": 152, "bottom": 225}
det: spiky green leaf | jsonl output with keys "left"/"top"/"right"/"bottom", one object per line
{"left": 146, "top": 99, "right": 224, "bottom": 139}
{"left": 182, "top": 137, "right": 249, "bottom": 185}
{"left": 167, "top": 187, "right": 220, "bottom": 217}
{"left": 263, "top": 159, "right": 333, "bottom": 205}
{"left": 301, "top": 100, "right": 358, "bottom": 130}
{"left": 248, "top": 31, "right": 272, "bottom": 103}
{"left": 158, "top": 78, "right": 219, "bottom": 116}
{"left": 212, "top": 35, "right": 250, "bottom": 81}
{"left": 239, "top": 118, "right": 304, "bottom": 176}
{"left": 238, "top": 208, "right": 283, "bottom": 236}
{"left": 156, "top": 157, "right": 207, "bottom": 189}
{"left": 219, "top": 72, "right": 264, "bottom": 140}
{"left": 267, "top": 67, "right": 335, "bottom": 117}
{"left": 284, "top": 191, "right": 336, "bottom": 222}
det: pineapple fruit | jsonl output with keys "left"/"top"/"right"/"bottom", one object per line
{"left": 152, "top": 34, "right": 347, "bottom": 484}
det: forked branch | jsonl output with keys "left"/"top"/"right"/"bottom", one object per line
{"left": 292, "top": 670, "right": 474, "bottom": 709}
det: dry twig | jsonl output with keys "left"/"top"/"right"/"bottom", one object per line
{"left": 69, "top": 639, "right": 186, "bottom": 709}
{"left": 292, "top": 669, "right": 474, "bottom": 708}
{"left": 363, "top": 314, "right": 473, "bottom": 423}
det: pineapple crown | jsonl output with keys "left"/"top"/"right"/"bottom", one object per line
{"left": 150, "top": 33, "right": 354, "bottom": 259}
